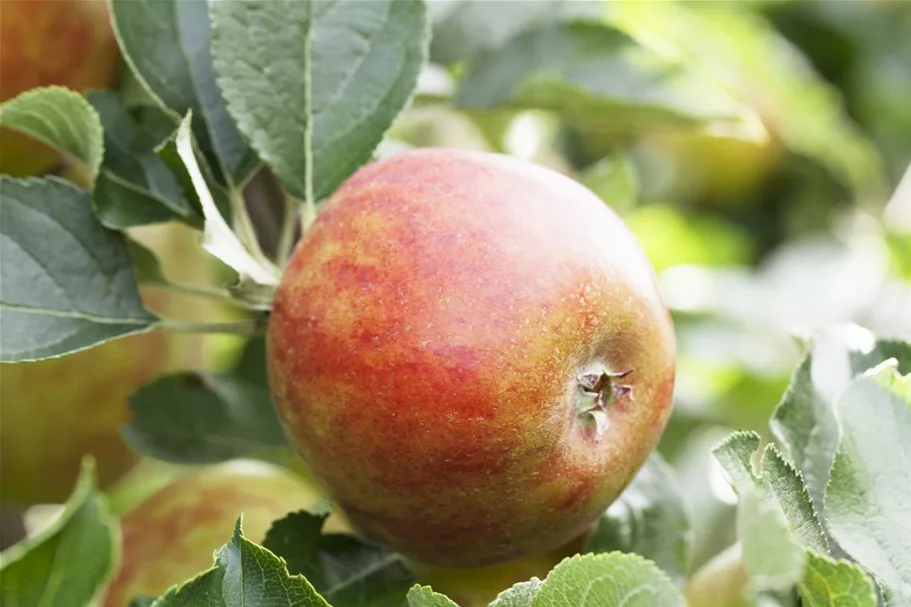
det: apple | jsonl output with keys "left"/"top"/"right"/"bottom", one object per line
{"left": 0, "top": 224, "right": 224, "bottom": 508}
{"left": 268, "top": 148, "right": 676, "bottom": 567}
{"left": 101, "top": 459, "right": 326, "bottom": 606}
{"left": 0, "top": 0, "right": 120, "bottom": 176}
{"left": 685, "top": 544, "right": 752, "bottom": 607}
{"left": 0, "top": 324, "right": 178, "bottom": 507}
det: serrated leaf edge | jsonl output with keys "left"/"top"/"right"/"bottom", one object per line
{"left": 0, "top": 85, "right": 105, "bottom": 182}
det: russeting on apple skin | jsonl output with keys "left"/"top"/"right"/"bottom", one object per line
{"left": 268, "top": 148, "right": 676, "bottom": 567}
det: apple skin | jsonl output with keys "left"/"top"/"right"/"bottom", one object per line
{"left": 0, "top": 0, "right": 120, "bottom": 176}
{"left": 0, "top": 224, "right": 219, "bottom": 508}
{"left": 101, "top": 460, "right": 325, "bottom": 607}
{"left": 268, "top": 148, "right": 676, "bottom": 567}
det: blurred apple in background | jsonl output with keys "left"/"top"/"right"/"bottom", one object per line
{"left": 101, "top": 459, "right": 329, "bottom": 607}
{"left": 0, "top": 0, "right": 120, "bottom": 176}
{"left": 0, "top": 223, "right": 233, "bottom": 508}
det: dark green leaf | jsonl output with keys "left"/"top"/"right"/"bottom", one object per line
{"left": 0, "top": 459, "right": 118, "bottom": 607}
{"left": 262, "top": 510, "right": 329, "bottom": 573}
{"left": 109, "top": 0, "right": 258, "bottom": 186}
{"left": 86, "top": 91, "right": 198, "bottom": 228}
{"left": 585, "top": 454, "right": 692, "bottom": 587}
{"left": 264, "top": 511, "right": 413, "bottom": 607}
{"left": 455, "top": 22, "right": 744, "bottom": 134}
{"left": 825, "top": 364, "right": 911, "bottom": 606}
{"left": 233, "top": 336, "right": 268, "bottom": 386}
{"left": 304, "top": 535, "right": 413, "bottom": 607}
{"left": 123, "top": 370, "right": 287, "bottom": 464}
{"left": 0, "top": 86, "right": 104, "bottom": 182}
{"left": 125, "top": 237, "right": 168, "bottom": 286}
{"left": 0, "top": 177, "right": 157, "bottom": 362}
{"left": 531, "top": 553, "right": 684, "bottom": 606}
{"left": 210, "top": 0, "right": 430, "bottom": 201}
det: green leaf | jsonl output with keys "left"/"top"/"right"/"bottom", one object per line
{"left": 825, "top": 364, "right": 911, "bottom": 606}
{"left": 531, "top": 553, "right": 683, "bottom": 606}
{"left": 210, "top": 0, "right": 430, "bottom": 201}
{"left": 407, "top": 585, "right": 460, "bottom": 607}
{"left": 264, "top": 511, "right": 413, "bottom": 607}
{"left": 305, "top": 535, "right": 413, "bottom": 607}
{"left": 0, "top": 177, "right": 157, "bottom": 362}
{"left": 0, "top": 459, "right": 118, "bottom": 607}
{"left": 123, "top": 370, "right": 287, "bottom": 464}
{"left": 737, "top": 487, "right": 806, "bottom": 594}
{"left": 151, "top": 567, "right": 224, "bottom": 607}
{"left": 126, "top": 237, "right": 169, "bottom": 286}
{"left": 429, "top": 0, "right": 600, "bottom": 64}
{"left": 713, "top": 431, "right": 760, "bottom": 494}
{"left": 154, "top": 519, "right": 332, "bottom": 607}
{"left": 714, "top": 433, "right": 829, "bottom": 556}
{"left": 800, "top": 553, "right": 877, "bottom": 607}
{"left": 455, "top": 21, "right": 746, "bottom": 135}
{"left": 0, "top": 86, "right": 104, "bottom": 183}
{"left": 173, "top": 113, "right": 279, "bottom": 286}
{"left": 86, "top": 91, "right": 198, "bottom": 228}
{"left": 109, "top": 0, "right": 258, "bottom": 186}
{"left": 759, "top": 446, "right": 828, "bottom": 555}
{"left": 608, "top": 1, "right": 886, "bottom": 198}
{"left": 770, "top": 354, "right": 839, "bottom": 519}
{"left": 262, "top": 510, "right": 329, "bottom": 573}
{"left": 849, "top": 340, "right": 911, "bottom": 376}
{"left": 489, "top": 579, "right": 543, "bottom": 607}
{"left": 585, "top": 454, "right": 692, "bottom": 587}
{"left": 233, "top": 335, "right": 268, "bottom": 386}
{"left": 156, "top": 127, "right": 232, "bottom": 223}
{"left": 222, "top": 520, "right": 332, "bottom": 607}
{"left": 771, "top": 330, "right": 911, "bottom": 523}
{"left": 578, "top": 153, "right": 639, "bottom": 214}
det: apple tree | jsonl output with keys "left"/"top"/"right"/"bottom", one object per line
{"left": 0, "top": 1, "right": 909, "bottom": 606}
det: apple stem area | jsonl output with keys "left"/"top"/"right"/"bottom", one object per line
{"left": 575, "top": 367, "right": 634, "bottom": 441}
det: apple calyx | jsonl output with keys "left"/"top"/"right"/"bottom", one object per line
{"left": 575, "top": 367, "right": 634, "bottom": 441}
